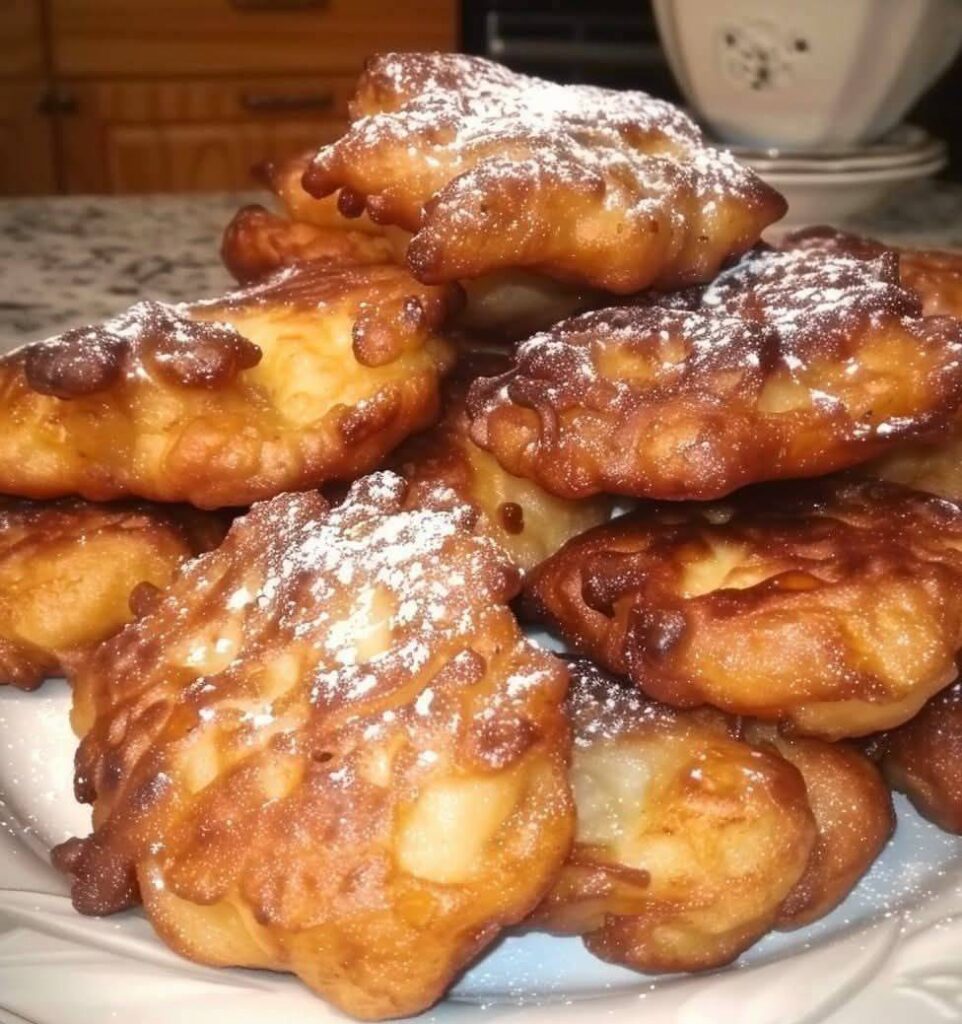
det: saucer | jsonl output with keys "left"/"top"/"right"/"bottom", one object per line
{"left": 729, "top": 124, "right": 946, "bottom": 174}
{"left": 729, "top": 125, "right": 948, "bottom": 229}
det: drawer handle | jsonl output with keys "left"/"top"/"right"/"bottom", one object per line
{"left": 240, "top": 91, "right": 335, "bottom": 113}
{"left": 37, "top": 88, "right": 79, "bottom": 116}
{"left": 230, "top": 0, "right": 328, "bottom": 9}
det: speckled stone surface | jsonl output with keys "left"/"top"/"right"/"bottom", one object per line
{"left": 0, "top": 192, "right": 260, "bottom": 350}
{"left": 1, "top": 182, "right": 961, "bottom": 353}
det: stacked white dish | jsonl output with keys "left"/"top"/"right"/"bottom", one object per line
{"left": 728, "top": 125, "right": 948, "bottom": 230}
{"left": 652, "top": 0, "right": 960, "bottom": 229}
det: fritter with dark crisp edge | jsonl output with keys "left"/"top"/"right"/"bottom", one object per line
{"left": 468, "top": 244, "right": 962, "bottom": 500}
{"left": 529, "top": 659, "right": 817, "bottom": 972}
{"left": 393, "top": 354, "right": 612, "bottom": 573}
{"left": 304, "top": 52, "right": 785, "bottom": 293}
{"left": 221, "top": 204, "right": 402, "bottom": 284}
{"left": 265, "top": 149, "right": 406, "bottom": 241}
{"left": 0, "top": 498, "right": 224, "bottom": 690}
{"left": 783, "top": 225, "right": 962, "bottom": 319}
{"left": 786, "top": 228, "right": 962, "bottom": 502}
{"left": 743, "top": 723, "right": 894, "bottom": 927}
{"left": 0, "top": 262, "right": 457, "bottom": 508}
{"left": 783, "top": 232, "right": 962, "bottom": 501}
{"left": 878, "top": 682, "right": 962, "bottom": 834}
{"left": 54, "top": 473, "right": 573, "bottom": 1022}
{"left": 227, "top": 165, "right": 605, "bottom": 341}
{"left": 523, "top": 480, "right": 962, "bottom": 739}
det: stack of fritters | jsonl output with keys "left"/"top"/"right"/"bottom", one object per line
{"left": 1, "top": 51, "right": 961, "bottom": 1022}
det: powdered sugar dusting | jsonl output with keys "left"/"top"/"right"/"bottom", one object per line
{"left": 565, "top": 658, "right": 677, "bottom": 747}
{"left": 700, "top": 245, "right": 922, "bottom": 354}
{"left": 467, "top": 240, "right": 962, "bottom": 500}
{"left": 306, "top": 52, "right": 783, "bottom": 291}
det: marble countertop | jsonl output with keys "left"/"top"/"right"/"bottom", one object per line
{"left": 2, "top": 182, "right": 962, "bottom": 352}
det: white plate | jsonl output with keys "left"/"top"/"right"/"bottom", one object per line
{"left": 750, "top": 155, "right": 949, "bottom": 231}
{"left": 728, "top": 125, "right": 947, "bottom": 175}
{"left": 2, "top": 678, "right": 961, "bottom": 1024}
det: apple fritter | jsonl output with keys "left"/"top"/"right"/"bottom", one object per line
{"left": 529, "top": 659, "right": 815, "bottom": 972}
{"left": 393, "top": 356, "right": 612, "bottom": 572}
{"left": 54, "top": 473, "right": 574, "bottom": 1021}
{"left": 221, "top": 204, "right": 400, "bottom": 283}
{"left": 223, "top": 194, "right": 601, "bottom": 341}
{"left": 523, "top": 480, "right": 962, "bottom": 739}
{"left": 900, "top": 247, "right": 962, "bottom": 319}
{"left": 0, "top": 498, "right": 223, "bottom": 690}
{"left": 861, "top": 429, "right": 962, "bottom": 502}
{"left": 783, "top": 225, "right": 962, "bottom": 318}
{"left": 783, "top": 230, "right": 962, "bottom": 502}
{"left": 303, "top": 52, "right": 785, "bottom": 293}
{"left": 743, "top": 724, "right": 894, "bottom": 927}
{"left": 468, "top": 244, "right": 962, "bottom": 500}
{"left": 0, "top": 262, "right": 457, "bottom": 508}
{"left": 265, "top": 149, "right": 404, "bottom": 239}
{"left": 878, "top": 682, "right": 962, "bottom": 834}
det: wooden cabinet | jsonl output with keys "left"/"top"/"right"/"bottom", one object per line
{"left": 0, "top": 0, "right": 46, "bottom": 77}
{"left": 0, "top": 81, "right": 58, "bottom": 194}
{"left": 0, "top": 0, "right": 56, "bottom": 192}
{"left": 0, "top": 0, "right": 457, "bottom": 195}
{"left": 59, "top": 77, "right": 355, "bottom": 193}
{"left": 49, "top": 0, "right": 454, "bottom": 77}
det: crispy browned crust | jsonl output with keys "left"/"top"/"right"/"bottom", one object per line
{"left": 222, "top": 202, "right": 596, "bottom": 343}
{"left": 467, "top": 244, "right": 962, "bottom": 500}
{"left": 784, "top": 225, "right": 962, "bottom": 318}
{"left": 303, "top": 52, "right": 785, "bottom": 293}
{"left": 742, "top": 724, "right": 894, "bottom": 927}
{"left": 523, "top": 480, "right": 962, "bottom": 739}
{"left": 55, "top": 473, "right": 573, "bottom": 1021}
{"left": 785, "top": 228, "right": 962, "bottom": 502}
{"left": 879, "top": 682, "right": 962, "bottom": 834}
{"left": 0, "top": 263, "right": 458, "bottom": 508}
{"left": 900, "top": 249, "right": 962, "bottom": 319}
{"left": 266, "top": 150, "right": 403, "bottom": 237}
{"left": 221, "top": 204, "right": 401, "bottom": 283}
{"left": 393, "top": 357, "right": 612, "bottom": 573}
{"left": 0, "top": 498, "right": 224, "bottom": 690}
{"left": 529, "top": 659, "right": 815, "bottom": 972}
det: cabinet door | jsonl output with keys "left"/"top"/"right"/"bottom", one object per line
{"left": 0, "top": 0, "right": 46, "bottom": 77}
{"left": 0, "top": 0, "right": 57, "bottom": 194}
{"left": 50, "top": 0, "right": 455, "bottom": 77}
{"left": 0, "top": 81, "right": 57, "bottom": 195}
{"left": 58, "top": 78, "right": 352, "bottom": 193}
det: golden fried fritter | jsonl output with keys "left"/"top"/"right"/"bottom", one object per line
{"left": 468, "top": 245, "right": 962, "bottom": 500}
{"left": 303, "top": 52, "right": 785, "bottom": 293}
{"left": 879, "top": 682, "right": 962, "bottom": 834}
{"left": 0, "top": 498, "right": 223, "bottom": 690}
{"left": 743, "top": 724, "right": 894, "bottom": 927}
{"left": 901, "top": 248, "right": 962, "bottom": 319}
{"left": 55, "top": 473, "right": 573, "bottom": 1021}
{"left": 0, "top": 263, "right": 457, "bottom": 508}
{"left": 530, "top": 659, "right": 815, "bottom": 972}
{"left": 861, "top": 430, "right": 962, "bottom": 501}
{"left": 265, "top": 149, "right": 405, "bottom": 240}
{"left": 223, "top": 192, "right": 601, "bottom": 341}
{"left": 524, "top": 480, "right": 962, "bottom": 739}
{"left": 221, "top": 204, "right": 401, "bottom": 284}
{"left": 393, "top": 356, "right": 612, "bottom": 572}
{"left": 783, "top": 230, "right": 962, "bottom": 502}
{"left": 783, "top": 225, "right": 962, "bottom": 318}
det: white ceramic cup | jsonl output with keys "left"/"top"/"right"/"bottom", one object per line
{"left": 653, "top": 0, "right": 962, "bottom": 150}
